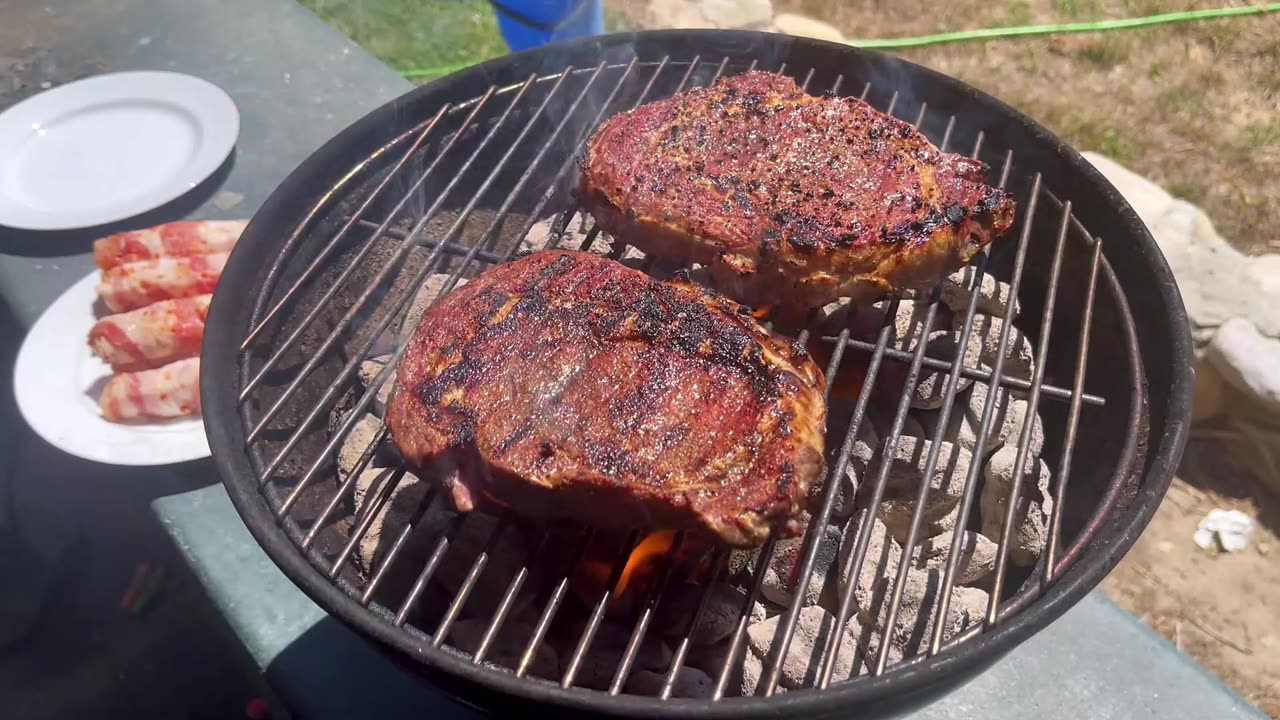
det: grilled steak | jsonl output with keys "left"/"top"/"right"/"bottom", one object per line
{"left": 385, "top": 250, "right": 825, "bottom": 547}
{"left": 579, "top": 71, "right": 1015, "bottom": 310}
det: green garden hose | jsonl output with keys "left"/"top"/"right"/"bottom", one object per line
{"left": 397, "top": 3, "right": 1280, "bottom": 79}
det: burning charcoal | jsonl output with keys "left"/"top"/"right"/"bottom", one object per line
{"left": 338, "top": 413, "right": 390, "bottom": 480}
{"left": 866, "top": 405, "right": 926, "bottom": 441}
{"left": 761, "top": 515, "right": 842, "bottom": 608}
{"left": 746, "top": 606, "right": 866, "bottom": 688}
{"left": 738, "top": 648, "right": 766, "bottom": 696}
{"left": 952, "top": 313, "right": 1035, "bottom": 381}
{"left": 357, "top": 355, "right": 394, "bottom": 417}
{"left": 940, "top": 266, "right": 1020, "bottom": 320}
{"left": 559, "top": 619, "right": 674, "bottom": 690}
{"left": 840, "top": 516, "right": 903, "bottom": 604}
{"left": 881, "top": 501, "right": 965, "bottom": 545}
{"left": 520, "top": 212, "right": 612, "bottom": 255}
{"left": 351, "top": 469, "right": 445, "bottom": 579}
{"left": 399, "top": 273, "right": 467, "bottom": 344}
{"left": 820, "top": 298, "right": 951, "bottom": 353}
{"left": 449, "top": 618, "right": 559, "bottom": 680}
{"left": 626, "top": 667, "right": 714, "bottom": 699}
{"left": 872, "top": 438, "right": 971, "bottom": 529}
{"left": 959, "top": 381, "right": 1044, "bottom": 459}
{"left": 981, "top": 446, "right": 1053, "bottom": 566}
{"left": 809, "top": 421, "right": 878, "bottom": 519}
{"left": 916, "top": 531, "right": 999, "bottom": 585}
{"left": 910, "top": 333, "right": 974, "bottom": 410}
{"left": 657, "top": 582, "right": 765, "bottom": 646}
{"left": 915, "top": 402, "right": 965, "bottom": 445}
{"left": 860, "top": 566, "right": 988, "bottom": 657}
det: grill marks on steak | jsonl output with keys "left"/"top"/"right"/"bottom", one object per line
{"left": 579, "top": 71, "right": 1016, "bottom": 309}
{"left": 385, "top": 250, "right": 826, "bottom": 547}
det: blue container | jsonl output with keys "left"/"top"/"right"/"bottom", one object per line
{"left": 490, "top": 0, "right": 604, "bottom": 52}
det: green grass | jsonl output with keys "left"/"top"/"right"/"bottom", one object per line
{"left": 300, "top": 0, "right": 509, "bottom": 83}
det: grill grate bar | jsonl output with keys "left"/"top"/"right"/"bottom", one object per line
{"left": 561, "top": 530, "right": 643, "bottom": 688}
{"left": 712, "top": 535, "right": 779, "bottom": 699}
{"left": 1044, "top": 238, "right": 1102, "bottom": 581}
{"left": 253, "top": 63, "right": 600, "bottom": 486}
{"left": 661, "top": 550, "right": 728, "bottom": 699}
{"left": 354, "top": 219, "right": 506, "bottom": 265}
{"left": 760, "top": 90, "right": 930, "bottom": 695}
{"left": 238, "top": 87, "right": 500, "bottom": 402}
{"left": 394, "top": 515, "right": 465, "bottom": 626}
{"left": 516, "top": 529, "right": 596, "bottom": 678}
{"left": 473, "top": 530, "right": 556, "bottom": 664}
{"left": 287, "top": 421, "right": 385, "bottom": 520}
{"left": 926, "top": 172, "right": 1044, "bottom": 654}
{"left": 986, "top": 200, "right": 1074, "bottom": 623}
{"left": 869, "top": 133, "right": 989, "bottom": 675}
{"left": 608, "top": 532, "right": 688, "bottom": 695}
{"left": 361, "top": 487, "right": 443, "bottom": 605}
{"left": 816, "top": 337, "right": 1103, "bottom": 406}
{"left": 329, "top": 467, "right": 409, "bottom": 577}
{"left": 432, "top": 515, "right": 511, "bottom": 647}
{"left": 240, "top": 103, "right": 453, "bottom": 351}
{"left": 245, "top": 67, "right": 573, "bottom": 447}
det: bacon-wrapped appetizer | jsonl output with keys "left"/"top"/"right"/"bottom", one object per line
{"left": 88, "top": 295, "right": 211, "bottom": 372}
{"left": 99, "top": 357, "right": 202, "bottom": 423}
{"left": 93, "top": 220, "right": 247, "bottom": 270}
{"left": 97, "top": 252, "right": 228, "bottom": 313}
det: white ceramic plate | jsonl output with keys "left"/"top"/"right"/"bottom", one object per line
{"left": 0, "top": 71, "right": 239, "bottom": 230}
{"left": 14, "top": 270, "right": 210, "bottom": 465}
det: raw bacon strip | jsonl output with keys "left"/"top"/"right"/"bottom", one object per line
{"left": 88, "top": 295, "right": 212, "bottom": 372}
{"left": 93, "top": 220, "right": 247, "bottom": 270}
{"left": 97, "top": 253, "right": 228, "bottom": 313}
{"left": 100, "top": 357, "right": 202, "bottom": 423}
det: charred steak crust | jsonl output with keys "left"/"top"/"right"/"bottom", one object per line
{"left": 385, "top": 250, "right": 826, "bottom": 547}
{"left": 579, "top": 71, "right": 1016, "bottom": 309}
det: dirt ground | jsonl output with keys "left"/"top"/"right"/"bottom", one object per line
{"left": 1101, "top": 411, "right": 1280, "bottom": 717}
{"left": 776, "top": 0, "right": 1280, "bottom": 255}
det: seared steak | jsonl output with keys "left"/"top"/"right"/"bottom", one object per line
{"left": 579, "top": 71, "right": 1015, "bottom": 309}
{"left": 385, "top": 250, "right": 825, "bottom": 547}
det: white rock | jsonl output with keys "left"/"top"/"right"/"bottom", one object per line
{"left": 952, "top": 314, "right": 1035, "bottom": 382}
{"left": 960, "top": 382, "right": 1044, "bottom": 458}
{"left": 773, "top": 13, "right": 845, "bottom": 42}
{"left": 746, "top": 607, "right": 864, "bottom": 688}
{"left": 699, "top": 0, "right": 774, "bottom": 28}
{"left": 1205, "top": 318, "right": 1280, "bottom": 414}
{"left": 1083, "top": 152, "right": 1280, "bottom": 339}
{"left": 874, "top": 437, "right": 971, "bottom": 527}
{"left": 981, "top": 446, "right": 1053, "bottom": 566}
{"left": 940, "top": 265, "right": 1020, "bottom": 319}
{"left": 627, "top": 667, "right": 714, "bottom": 698}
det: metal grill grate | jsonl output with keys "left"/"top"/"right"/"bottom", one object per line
{"left": 229, "top": 55, "right": 1140, "bottom": 703}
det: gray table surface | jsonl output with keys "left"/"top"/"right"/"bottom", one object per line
{"left": 0, "top": 1, "right": 1266, "bottom": 718}
{"left": 155, "top": 484, "right": 1266, "bottom": 720}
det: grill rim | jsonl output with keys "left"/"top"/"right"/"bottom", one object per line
{"left": 202, "top": 29, "right": 1192, "bottom": 717}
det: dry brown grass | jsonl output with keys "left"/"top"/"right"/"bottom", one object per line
{"left": 777, "top": 0, "right": 1280, "bottom": 253}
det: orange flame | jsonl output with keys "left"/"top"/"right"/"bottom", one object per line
{"left": 614, "top": 530, "right": 678, "bottom": 599}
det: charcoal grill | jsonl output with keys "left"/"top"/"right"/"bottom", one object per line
{"left": 203, "top": 30, "right": 1192, "bottom": 719}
